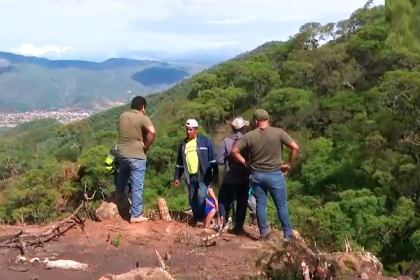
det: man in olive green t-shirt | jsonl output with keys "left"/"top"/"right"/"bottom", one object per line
{"left": 231, "top": 109, "right": 300, "bottom": 242}
{"left": 116, "top": 96, "right": 156, "bottom": 224}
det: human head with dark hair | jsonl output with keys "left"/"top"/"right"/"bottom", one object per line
{"left": 131, "top": 96, "right": 147, "bottom": 114}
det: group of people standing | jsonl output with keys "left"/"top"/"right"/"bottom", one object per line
{"left": 111, "top": 95, "right": 300, "bottom": 242}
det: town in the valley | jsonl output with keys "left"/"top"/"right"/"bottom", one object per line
{"left": 0, "top": 109, "right": 104, "bottom": 127}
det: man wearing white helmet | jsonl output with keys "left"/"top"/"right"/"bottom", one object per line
{"left": 216, "top": 117, "right": 250, "bottom": 234}
{"left": 173, "top": 119, "right": 219, "bottom": 225}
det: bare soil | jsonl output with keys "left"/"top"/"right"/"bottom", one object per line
{"left": 0, "top": 219, "right": 264, "bottom": 280}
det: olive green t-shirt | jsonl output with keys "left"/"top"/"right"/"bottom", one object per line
{"left": 235, "top": 126, "right": 294, "bottom": 172}
{"left": 117, "top": 109, "right": 153, "bottom": 159}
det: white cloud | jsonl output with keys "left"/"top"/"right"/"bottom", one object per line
{"left": 14, "top": 44, "right": 72, "bottom": 57}
{"left": 0, "top": 0, "right": 17, "bottom": 6}
{"left": 205, "top": 17, "right": 257, "bottom": 24}
{"left": 0, "top": 0, "right": 385, "bottom": 60}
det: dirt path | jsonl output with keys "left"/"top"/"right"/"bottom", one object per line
{"left": 0, "top": 219, "right": 264, "bottom": 280}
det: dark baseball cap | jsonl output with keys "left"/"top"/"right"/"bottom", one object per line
{"left": 253, "top": 109, "right": 269, "bottom": 121}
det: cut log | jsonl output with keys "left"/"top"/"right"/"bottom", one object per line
{"left": 43, "top": 259, "right": 90, "bottom": 271}
{"left": 157, "top": 198, "right": 172, "bottom": 222}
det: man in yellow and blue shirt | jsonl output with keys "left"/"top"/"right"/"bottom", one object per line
{"left": 173, "top": 119, "right": 219, "bottom": 224}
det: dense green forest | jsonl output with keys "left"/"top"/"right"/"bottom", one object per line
{"left": 1, "top": 0, "right": 419, "bottom": 273}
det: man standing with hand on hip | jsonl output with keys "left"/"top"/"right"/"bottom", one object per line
{"left": 173, "top": 119, "right": 219, "bottom": 225}
{"left": 116, "top": 96, "right": 156, "bottom": 224}
{"left": 231, "top": 109, "right": 300, "bottom": 242}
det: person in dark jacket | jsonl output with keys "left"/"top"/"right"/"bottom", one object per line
{"left": 173, "top": 119, "right": 219, "bottom": 223}
{"left": 216, "top": 117, "right": 250, "bottom": 234}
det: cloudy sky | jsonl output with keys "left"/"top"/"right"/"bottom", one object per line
{"left": 0, "top": 0, "right": 384, "bottom": 61}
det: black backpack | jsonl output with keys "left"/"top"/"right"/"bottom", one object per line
{"left": 226, "top": 134, "right": 250, "bottom": 179}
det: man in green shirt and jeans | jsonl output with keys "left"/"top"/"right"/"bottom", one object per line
{"left": 231, "top": 109, "right": 300, "bottom": 241}
{"left": 116, "top": 96, "right": 156, "bottom": 223}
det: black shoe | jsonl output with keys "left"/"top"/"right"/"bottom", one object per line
{"left": 228, "top": 227, "right": 246, "bottom": 236}
{"left": 261, "top": 232, "right": 271, "bottom": 242}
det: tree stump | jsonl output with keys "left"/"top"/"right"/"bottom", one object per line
{"left": 157, "top": 198, "right": 172, "bottom": 222}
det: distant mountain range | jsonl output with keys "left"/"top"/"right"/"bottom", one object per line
{"left": 0, "top": 51, "right": 208, "bottom": 112}
{"left": 115, "top": 48, "right": 244, "bottom": 65}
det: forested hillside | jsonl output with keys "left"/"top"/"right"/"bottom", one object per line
{"left": 1, "top": 0, "right": 419, "bottom": 274}
{"left": 0, "top": 52, "right": 204, "bottom": 111}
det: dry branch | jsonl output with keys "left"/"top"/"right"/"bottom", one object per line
{"left": 0, "top": 187, "right": 95, "bottom": 255}
{"left": 154, "top": 247, "right": 166, "bottom": 270}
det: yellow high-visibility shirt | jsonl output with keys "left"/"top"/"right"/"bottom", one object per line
{"left": 185, "top": 138, "right": 199, "bottom": 174}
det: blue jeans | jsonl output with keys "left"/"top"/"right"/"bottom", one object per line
{"left": 116, "top": 158, "right": 146, "bottom": 218}
{"left": 188, "top": 175, "right": 208, "bottom": 221}
{"left": 251, "top": 170, "right": 293, "bottom": 238}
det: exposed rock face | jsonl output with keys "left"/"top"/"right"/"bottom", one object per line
{"left": 98, "top": 267, "right": 175, "bottom": 280}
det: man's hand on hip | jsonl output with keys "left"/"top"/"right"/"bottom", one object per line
{"left": 280, "top": 163, "right": 291, "bottom": 175}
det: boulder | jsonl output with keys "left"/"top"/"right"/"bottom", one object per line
{"left": 95, "top": 192, "right": 130, "bottom": 221}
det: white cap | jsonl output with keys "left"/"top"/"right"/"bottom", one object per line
{"left": 231, "top": 117, "right": 250, "bottom": 130}
{"left": 185, "top": 119, "right": 199, "bottom": 128}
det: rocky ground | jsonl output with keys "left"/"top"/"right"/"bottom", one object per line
{"left": 0, "top": 216, "right": 264, "bottom": 280}
{"left": 0, "top": 198, "right": 415, "bottom": 280}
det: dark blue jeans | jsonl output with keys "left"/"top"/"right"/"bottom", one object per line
{"left": 116, "top": 158, "right": 147, "bottom": 218}
{"left": 187, "top": 175, "right": 208, "bottom": 221}
{"left": 218, "top": 179, "right": 249, "bottom": 229}
{"left": 251, "top": 170, "right": 293, "bottom": 238}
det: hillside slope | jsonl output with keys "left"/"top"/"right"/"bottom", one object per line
{"left": 0, "top": 52, "right": 206, "bottom": 111}
{"left": 1, "top": 0, "right": 420, "bottom": 275}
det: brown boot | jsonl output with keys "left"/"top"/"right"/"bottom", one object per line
{"left": 130, "top": 215, "right": 148, "bottom": 223}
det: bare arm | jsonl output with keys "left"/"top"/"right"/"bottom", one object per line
{"left": 286, "top": 141, "right": 299, "bottom": 166}
{"left": 280, "top": 129, "right": 299, "bottom": 166}
{"left": 142, "top": 114, "right": 156, "bottom": 152}
{"left": 144, "top": 125, "right": 156, "bottom": 151}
